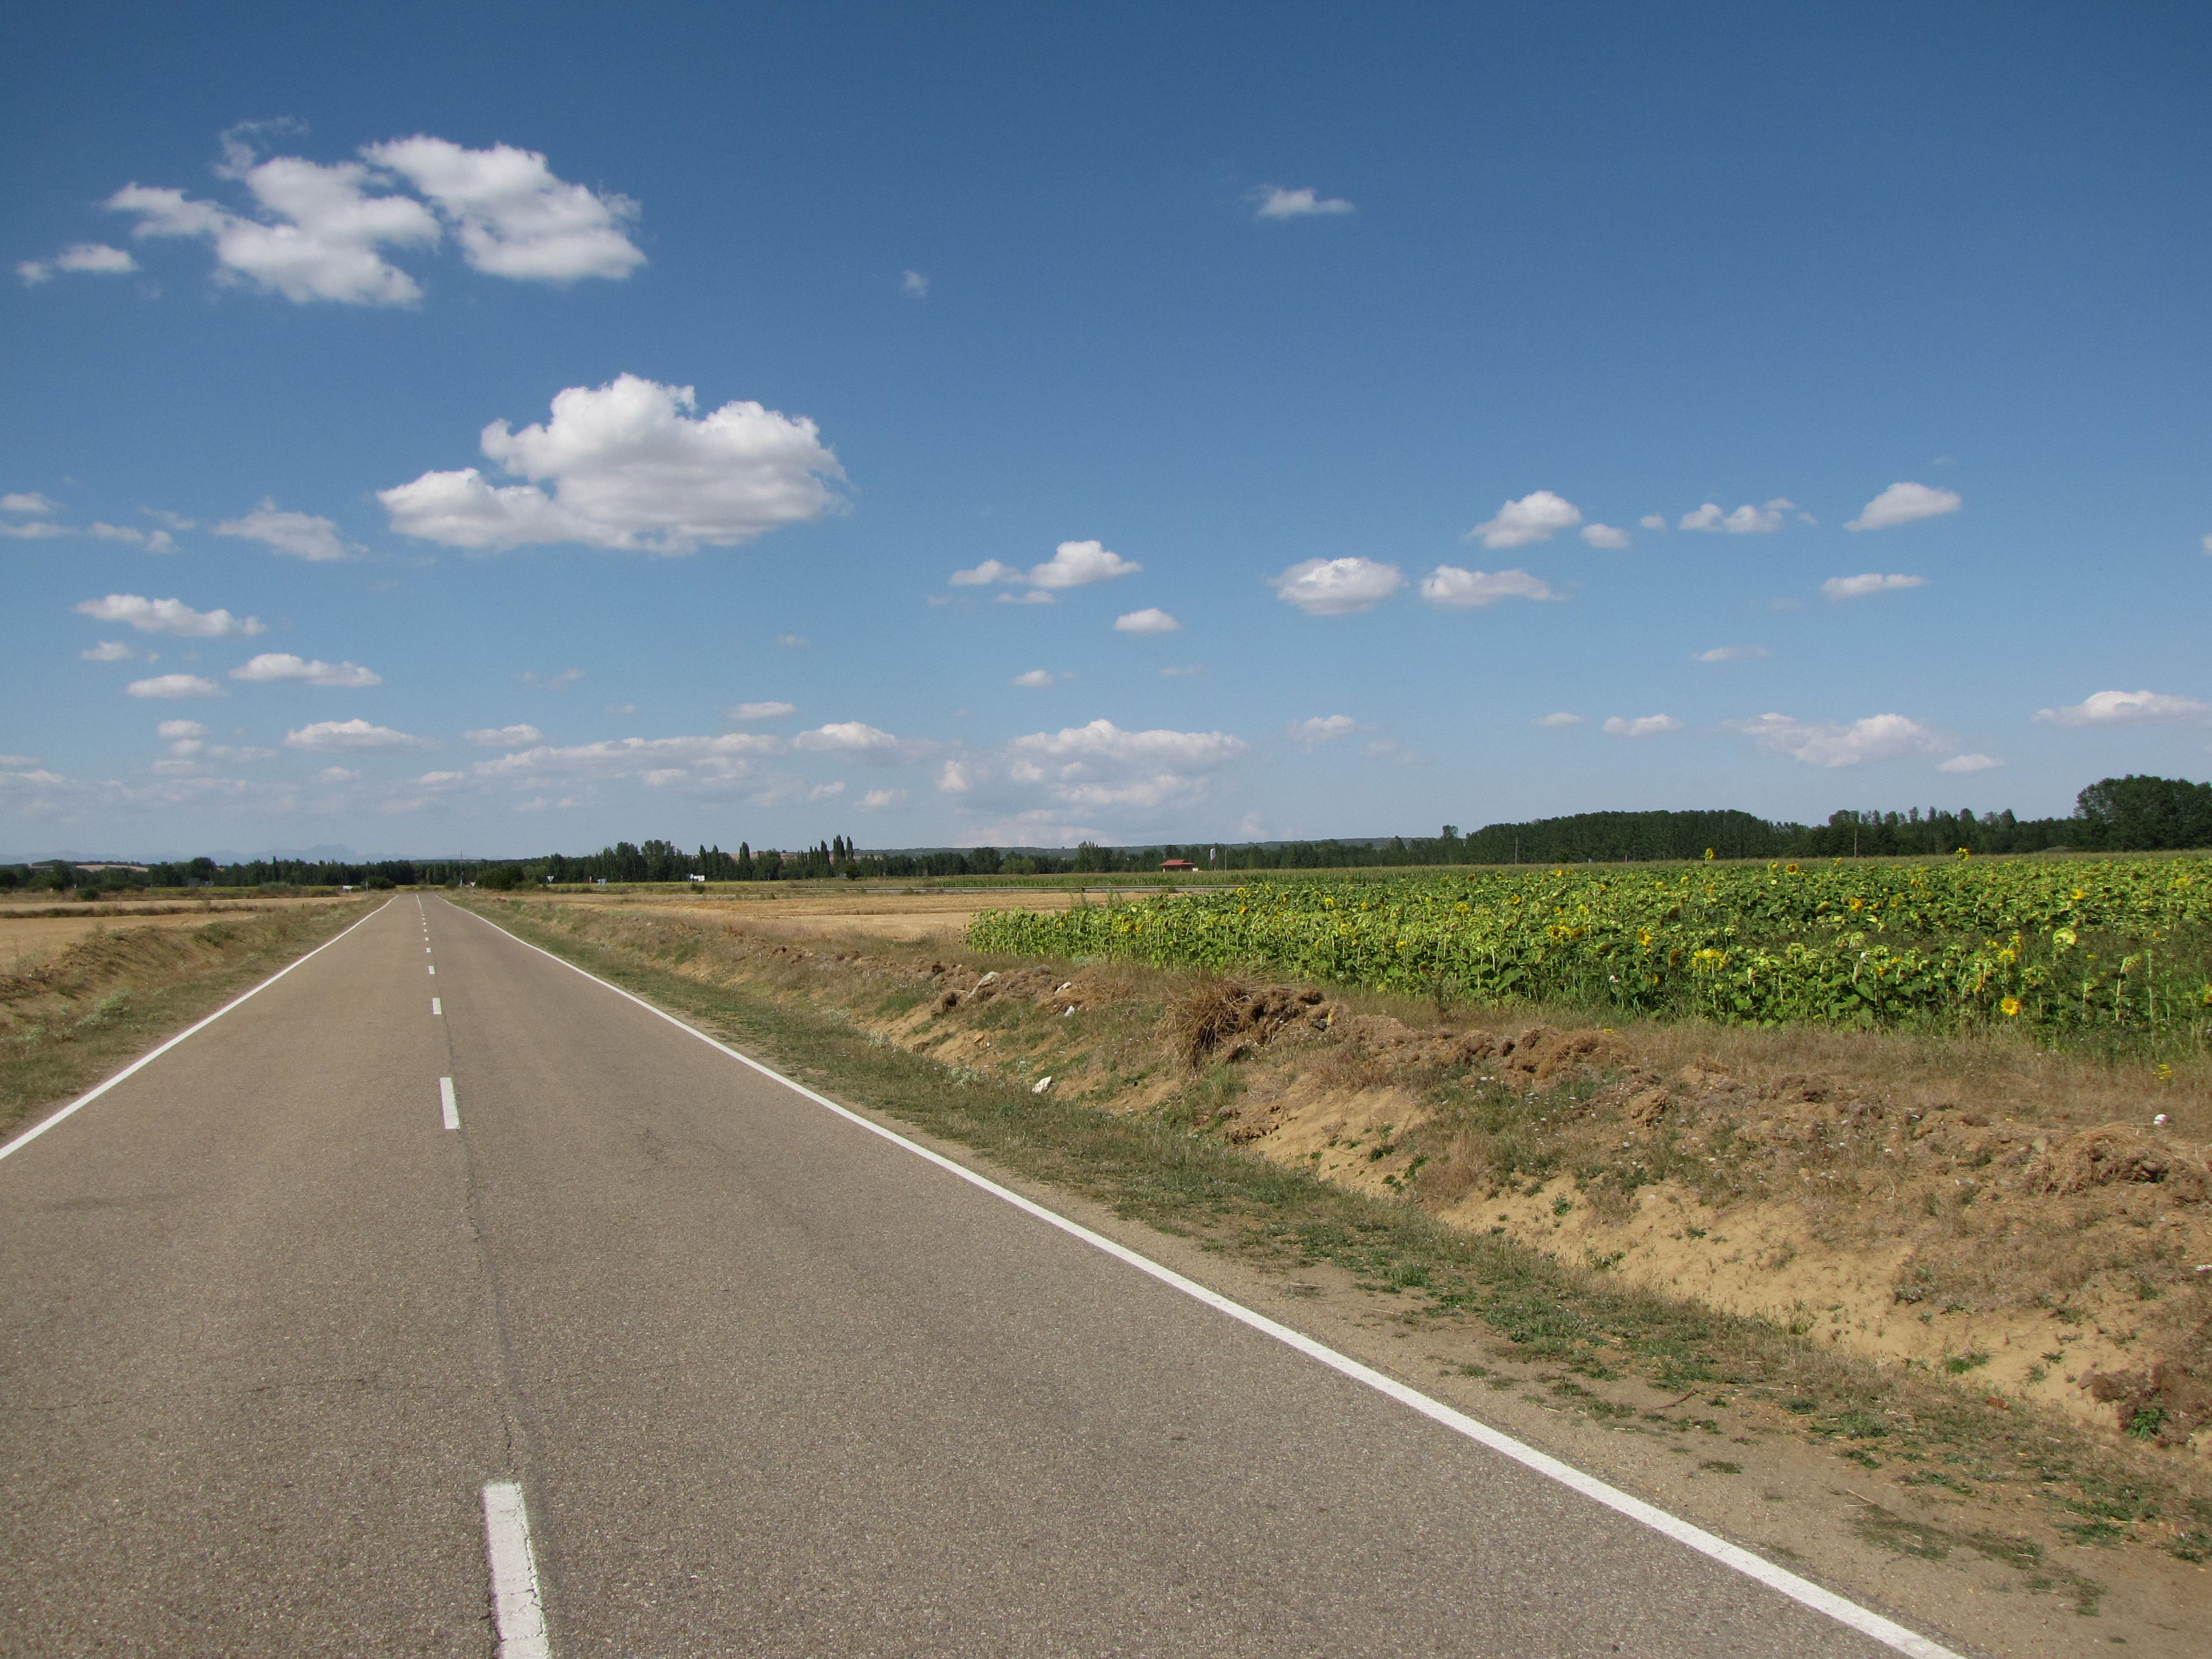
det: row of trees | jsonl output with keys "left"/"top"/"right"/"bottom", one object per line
{"left": 5, "top": 776, "right": 2205, "bottom": 894}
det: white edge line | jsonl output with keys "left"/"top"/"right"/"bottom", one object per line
{"left": 457, "top": 902, "right": 1965, "bottom": 1659}
{"left": 481, "top": 1479, "right": 551, "bottom": 1659}
{"left": 0, "top": 897, "right": 396, "bottom": 1166}
{"left": 440, "top": 1076, "right": 461, "bottom": 1131}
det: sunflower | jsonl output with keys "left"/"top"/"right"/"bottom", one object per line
{"left": 2000, "top": 996, "right": 2022, "bottom": 1017}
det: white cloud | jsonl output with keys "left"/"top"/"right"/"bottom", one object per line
{"left": 102, "top": 132, "right": 640, "bottom": 305}
{"left": 776, "top": 634, "right": 806, "bottom": 648}
{"left": 808, "top": 781, "right": 846, "bottom": 802}
{"left": 58, "top": 242, "right": 138, "bottom": 275}
{"left": 950, "top": 558, "right": 1021, "bottom": 586}
{"left": 1161, "top": 665, "right": 1203, "bottom": 678}
{"left": 213, "top": 498, "right": 359, "bottom": 561}
{"left": 361, "top": 137, "right": 643, "bottom": 283}
{"left": 88, "top": 521, "right": 176, "bottom": 551}
{"left": 1822, "top": 572, "right": 1926, "bottom": 602}
{"left": 1533, "top": 712, "right": 1584, "bottom": 728}
{"left": 724, "top": 701, "right": 796, "bottom": 722}
{"left": 1638, "top": 514, "right": 1666, "bottom": 531}
{"left": 0, "top": 518, "right": 70, "bottom": 540}
{"left": 1680, "top": 498, "right": 1793, "bottom": 534}
{"left": 1012, "top": 669, "right": 1058, "bottom": 688}
{"left": 317, "top": 766, "right": 360, "bottom": 783}
{"left": 75, "top": 593, "right": 264, "bottom": 637}
{"left": 127, "top": 673, "right": 222, "bottom": 699}
{"left": 472, "top": 732, "right": 784, "bottom": 791}
{"left": 2033, "top": 689, "right": 2212, "bottom": 728}
{"left": 2, "top": 492, "right": 58, "bottom": 514}
{"left": 996, "top": 589, "right": 1056, "bottom": 605}
{"left": 2202, "top": 534, "right": 2211, "bottom": 555}
{"left": 793, "top": 722, "right": 908, "bottom": 763}
{"left": 1730, "top": 711, "right": 1945, "bottom": 767}
{"left": 1253, "top": 185, "right": 1355, "bottom": 220}
{"left": 157, "top": 720, "right": 206, "bottom": 740}
{"left": 901, "top": 270, "right": 930, "bottom": 298}
{"left": 1467, "top": 490, "right": 1581, "bottom": 549}
{"left": 1113, "top": 607, "right": 1179, "bottom": 634}
{"left": 603, "top": 703, "right": 638, "bottom": 717}
{"left": 1419, "top": 565, "right": 1558, "bottom": 608}
{"left": 464, "top": 724, "right": 543, "bottom": 746}
{"left": 81, "top": 641, "right": 139, "bottom": 662}
{"left": 1270, "top": 557, "right": 1403, "bottom": 615}
{"left": 1939, "top": 753, "right": 2002, "bottom": 773}
{"left": 1287, "top": 714, "right": 1358, "bottom": 749}
{"left": 996, "top": 719, "right": 1248, "bottom": 812}
{"left": 16, "top": 261, "right": 50, "bottom": 286}
{"left": 860, "top": 788, "right": 906, "bottom": 810}
{"left": 146, "top": 509, "right": 195, "bottom": 531}
{"left": 284, "top": 718, "right": 433, "bottom": 752}
{"left": 379, "top": 375, "right": 845, "bottom": 555}
{"left": 230, "top": 652, "right": 381, "bottom": 687}
{"left": 1602, "top": 714, "right": 1681, "bottom": 739}
{"left": 1581, "top": 523, "right": 1631, "bottom": 550}
{"left": 1695, "top": 645, "right": 1770, "bottom": 662}
{"left": 1028, "top": 539, "right": 1140, "bottom": 589}
{"left": 521, "top": 668, "right": 585, "bottom": 691}
{"left": 1847, "top": 481, "right": 1961, "bottom": 532}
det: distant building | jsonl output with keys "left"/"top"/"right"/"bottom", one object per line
{"left": 1159, "top": 858, "right": 1196, "bottom": 871}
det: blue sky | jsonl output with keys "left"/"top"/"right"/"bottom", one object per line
{"left": 4, "top": 2, "right": 2208, "bottom": 858}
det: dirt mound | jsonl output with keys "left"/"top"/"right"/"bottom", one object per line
{"left": 1167, "top": 980, "right": 1330, "bottom": 1065}
{"left": 2086, "top": 1348, "right": 2212, "bottom": 1446}
{"left": 2033, "top": 1124, "right": 2210, "bottom": 1202}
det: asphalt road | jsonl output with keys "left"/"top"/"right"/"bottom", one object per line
{"left": 0, "top": 896, "right": 1939, "bottom": 1657}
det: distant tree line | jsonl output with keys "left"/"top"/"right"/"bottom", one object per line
{"left": 4, "top": 775, "right": 2205, "bottom": 893}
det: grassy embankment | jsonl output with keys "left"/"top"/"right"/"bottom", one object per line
{"left": 0, "top": 899, "right": 372, "bottom": 1139}
{"left": 464, "top": 893, "right": 2212, "bottom": 1592}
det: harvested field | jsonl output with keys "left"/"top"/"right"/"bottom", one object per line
{"left": 0, "top": 897, "right": 344, "bottom": 973}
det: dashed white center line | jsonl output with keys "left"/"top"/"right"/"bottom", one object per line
{"left": 431, "top": 997, "right": 442, "bottom": 1016}
{"left": 429, "top": 965, "right": 436, "bottom": 976}
{"left": 439, "top": 1077, "right": 460, "bottom": 1130}
{"left": 481, "top": 1480, "right": 551, "bottom": 1659}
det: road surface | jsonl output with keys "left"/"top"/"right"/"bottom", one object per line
{"left": 0, "top": 896, "right": 1950, "bottom": 1657}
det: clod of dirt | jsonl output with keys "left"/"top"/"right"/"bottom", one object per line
{"left": 2032, "top": 1124, "right": 2210, "bottom": 1202}
{"left": 2085, "top": 1353, "right": 2212, "bottom": 1446}
{"left": 1168, "top": 980, "right": 1330, "bottom": 1067}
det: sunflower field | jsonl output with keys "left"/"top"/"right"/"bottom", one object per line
{"left": 966, "top": 856, "right": 2212, "bottom": 1034}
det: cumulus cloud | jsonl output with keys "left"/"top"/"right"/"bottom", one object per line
{"left": 379, "top": 375, "right": 845, "bottom": 555}
{"left": 724, "top": 701, "right": 796, "bottom": 722}
{"left": 1847, "top": 481, "right": 1961, "bottom": 532}
{"left": 157, "top": 720, "right": 206, "bottom": 740}
{"left": 995, "top": 720, "right": 1248, "bottom": 813}
{"left": 1730, "top": 711, "right": 1945, "bottom": 768}
{"left": 81, "top": 641, "right": 139, "bottom": 662}
{"left": 860, "top": 788, "right": 906, "bottom": 810}
{"left": 361, "top": 136, "right": 643, "bottom": 282}
{"left": 1011, "top": 669, "right": 1059, "bottom": 688}
{"left": 2, "top": 492, "right": 58, "bottom": 515}
{"left": 1822, "top": 572, "right": 1926, "bottom": 602}
{"left": 1420, "top": 566, "right": 1558, "bottom": 608}
{"left": 213, "top": 498, "right": 359, "bottom": 561}
{"left": 464, "top": 724, "right": 543, "bottom": 746}
{"left": 89, "top": 521, "right": 176, "bottom": 551}
{"left": 1638, "top": 514, "right": 1666, "bottom": 531}
{"left": 1533, "top": 712, "right": 1584, "bottom": 728}
{"left": 126, "top": 673, "right": 222, "bottom": 699}
{"left": 229, "top": 652, "right": 381, "bottom": 687}
{"left": 0, "top": 517, "right": 70, "bottom": 540}
{"left": 1287, "top": 714, "right": 1358, "bottom": 749}
{"left": 284, "top": 718, "right": 433, "bottom": 751}
{"left": 1680, "top": 499, "right": 1793, "bottom": 534}
{"left": 1271, "top": 557, "right": 1403, "bottom": 615}
{"left": 1028, "top": 540, "right": 1141, "bottom": 589}
{"left": 1939, "top": 753, "right": 2002, "bottom": 773}
{"left": 900, "top": 270, "right": 929, "bottom": 298}
{"left": 950, "top": 558, "right": 1021, "bottom": 586}
{"left": 1581, "top": 523, "right": 1631, "bottom": 550}
{"left": 471, "top": 732, "right": 785, "bottom": 792}
{"left": 1467, "top": 490, "right": 1581, "bottom": 549}
{"left": 2032, "top": 689, "right": 2212, "bottom": 728}
{"left": 997, "top": 589, "right": 1056, "bottom": 606}
{"left": 793, "top": 722, "right": 908, "bottom": 763}
{"left": 101, "top": 130, "right": 641, "bottom": 305}
{"left": 1603, "top": 714, "right": 1681, "bottom": 739}
{"left": 1113, "top": 607, "right": 1179, "bottom": 634}
{"left": 75, "top": 593, "right": 264, "bottom": 637}
{"left": 18, "top": 243, "right": 140, "bottom": 284}
{"left": 1253, "top": 185, "right": 1355, "bottom": 220}
{"left": 1695, "top": 645, "right": 1770, "bottom": 662}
